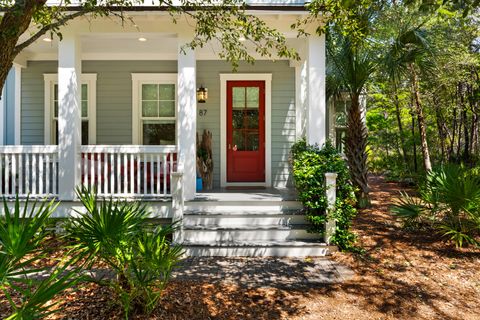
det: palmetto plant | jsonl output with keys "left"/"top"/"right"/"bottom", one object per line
{"left": 391, "top": 165, "right": 480, "bottom": 247}
{"left": 0, "top": 196, "right": 81, "bottom": 320}
{"left": 66, "top": 187, "right": 183, "bottom": 318}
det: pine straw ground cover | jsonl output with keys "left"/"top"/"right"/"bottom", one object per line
{"left": 1, "top": 175, "right": 480, "bottom": 319}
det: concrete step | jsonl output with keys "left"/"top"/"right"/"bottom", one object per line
{"left": 183, "top": 214, "right": 308, "bottom": 227}
{"left": 184, "top": 201, "right": 303, "bottom": 212}
{"left": 183, "top": 240, "right": 336, "bottom": 257}
{"left": 183, "top": 226, "right": 321, "bottom": 242}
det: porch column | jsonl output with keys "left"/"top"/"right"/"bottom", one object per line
{"left": 58, "top": 32, "right": 82, "bottom": 200}
{"left": 306, "top": 35, "right": 326, "bottom": 146}
{"left": 0, "top": 86, "right": 4, "bottom": 145}
{"left": 177, "top": 35, "right": 197, "bottom": 200}
{"left": 13, "top": 64, "right": 21, "bottom": 145}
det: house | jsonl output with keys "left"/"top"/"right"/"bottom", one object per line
{"left": 0, "top": 0, "right": 340, "bottom": 256}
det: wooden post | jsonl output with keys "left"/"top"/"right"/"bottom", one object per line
{"left": 171, "top": 171, "right": 184, "bottom": 244}
{"left": 324, "top": 172, "right": 337, "bottom": 245}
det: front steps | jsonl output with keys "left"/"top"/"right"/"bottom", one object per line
{"left": 182, "top": 192, "right": 336, "bottom": 257}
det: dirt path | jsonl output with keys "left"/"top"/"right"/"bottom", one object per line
{"left": 3, "top": 176, "right": 479, "bottom": 320}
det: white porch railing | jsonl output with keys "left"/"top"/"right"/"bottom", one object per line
{"left": 0, "top": 145, "right": 59, "bottom": 198}
{"left": 81, "top": 145, "right": 177, "bottom": 198}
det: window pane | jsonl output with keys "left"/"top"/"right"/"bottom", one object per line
{"left": 143, "top": 120, "right": 175, "bottom": 145}
{"left": 232, "top": 87, "right": 245, "bottom": 109}
{"left": 142, "top": 101, "right": 158, "bottom": 117}
{"left": 246, "top": 87, "right": 259, "bottom": 109}
{"left": 54, "top": 101, "right": 58, "bottom": 118}
{"left": 54, "top": 84, "right": 58, "bottom": 100}
{"left": 246, "top": 132, "right": 259, "bottom": 151}
{"left": 81, "top": 101, "right": 88, "bottom": 118}
{"left": 232, "top": 110, "right": 244, "bottom": 129}
{"left": 142, "top": 84, "right": 158, "bottom": 100}
{"left": 159, "top": 101, "right": 175, "bottom": 117}
{"left": 159, "top": 84, "right": 175, "bottom": 100}
{"left": 82, "top": 120, "right": 89, "bottom": 145}
{"left": 246, "top": 110, "right": 259, "bottom": 128}
{"left": 81, "top": 84, "right": 88, "bottom": 101}
{"left": 53, "top": 120, "right": 58, "bottom": 145}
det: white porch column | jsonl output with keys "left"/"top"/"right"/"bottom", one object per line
{"left": 295, "top": 60, "right": 308, "bottom": 139}
{"left": 177, "top": 35, "right": 197, "bottom": 200}
{"left": 306, "top": 35, "right": 326, "bottom": 146}
{"left": 58, "top": 33, "right": 82, "bottom": 200}
{"left": 0, "top": 86, "right": 4, "bottom": 145}
{"left": 13, "top": 64, "right": 22, "bottom": 145}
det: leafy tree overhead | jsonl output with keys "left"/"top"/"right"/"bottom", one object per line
{"left": 0, "top": 0, "right": 299, "bottom": 97}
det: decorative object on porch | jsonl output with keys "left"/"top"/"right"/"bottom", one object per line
{"left": 196, "top": 130, "right": 213, "bottom": 190}
{"left": 196, "top": 85, "right": 208, "bottom": 103}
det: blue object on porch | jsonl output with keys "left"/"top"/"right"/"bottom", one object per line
{"left": 196, "top": 177, "right": 203, "bottom": 191}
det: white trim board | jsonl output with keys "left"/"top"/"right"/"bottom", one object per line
{"left": 219, "top": 73, "right": 272, "bottom": 188}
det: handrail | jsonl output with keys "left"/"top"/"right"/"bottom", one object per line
{"left": 80, "top": 145, "right": 177, "bottom": 153}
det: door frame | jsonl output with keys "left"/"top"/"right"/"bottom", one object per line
{"left": 220, "top": 74, "right": 272, "bottom": 187}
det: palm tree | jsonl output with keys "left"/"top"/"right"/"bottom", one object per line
{"left": 384, "top": 27, "right": 434, "bottom": 172}
{"left": 327, "top": 33, "right": 375, "bottom": 206}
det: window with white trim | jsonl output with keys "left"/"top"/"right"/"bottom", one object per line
{"left": 44, "top": 74, "right": 96, "bottom": 145}
{"left": 132, "top": 74, "right": 177, "bottom": 145}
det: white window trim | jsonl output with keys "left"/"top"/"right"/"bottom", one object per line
{"left": 220, "top": 73, "right": 272, "bottom": 187}
{"left": 43, "top": 73, "right": 97, "bottom": 145}
{"left": 131, "top": 73, "right": 178, "bottom": 145}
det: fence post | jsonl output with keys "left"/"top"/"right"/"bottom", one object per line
{"left": 171, "top": 171, "right": 184, "bottom": 244}
{"left": 324, "top": 172, "right": 338, "bottom": 245}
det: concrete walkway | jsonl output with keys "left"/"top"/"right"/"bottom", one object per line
{"left": 172, "top": 257, "right": 354, "bottom": 289}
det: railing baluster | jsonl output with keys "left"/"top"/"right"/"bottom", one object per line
{"left": 103, "top": 153, "right": 108, "bottom": 195}
{"left": 115, "top": 153, "right": 121, "bottom": 193}
{"left": 25, "top": 153, "right": 30, "bottom": 194}
{"left": 45, "top": 154, "right": 50, "bottom": 195}
{"left": 0, "top": 155, "right": 3, "bottom": 195}
{"left": 31, "top": 153, "right": 36, "bottom": 195}
{"left": 136, "top": 155, "right": 140, "bottom": 195}
{"left": 163, "top": 154, "right": 168, "bottom": 197}
{"left": 143, "top": 155, "right": 147, "bottom": 195}
{"left": 11, "top": 154, "right": 17, "bottom": 195}
{"left": 52, "top": 152, "right": 57, "bottom": 195}
{"left": 96, "top": 152, "right": 101, "bottom": 195}
{"left": 110, "top": 153, "right": 114, "bottom": 194}
{"left": 130, "top": 153, "right": 134, "bottom": 195}
{"left": 123, "top": 153, "right": 127, "bottom": 195}
{"left": 157, "top": 154, "right": 161, "bottom": 196}
{"left": 39, "top": 154, "right": 43, "bottom": 195}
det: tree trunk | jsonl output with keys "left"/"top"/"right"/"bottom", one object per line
{"left": 409, "top": 63, "right": 432, "bottom": 172}
{"left": 344, "top": 93, "right": 370, "bottom": 207}
{"left": 392, "top": 85, "right": 409, "bottom": 169}
{"left": 0, "top": 0, "right": 46, "bottom": 96}
{"left": 411, "top": 108, "right": 418, "bottom": 173}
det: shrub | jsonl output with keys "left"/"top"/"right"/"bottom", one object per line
{"left": 291, "top": 139, "right": 358, "bottom": 251}
{"left": 0, "top": 196, "right": 81, "bottom": 319}
{"left": 66, "top": 187, "right": 183, "bottom": 318}
{"left": 391, "top": 164, "right": 480, "bottom": 247}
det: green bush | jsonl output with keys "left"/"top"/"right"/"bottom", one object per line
{"left": 391, "top": 164, "right": 480, "bottom": 247}
{"left": 291, "top": 139, "right": 358, "bottom": 251}
{"left": 0, "top": 196, "right": 81, "bottom": 320}
{"left": 66, "top": 187, "right": 183, "bottom": 318}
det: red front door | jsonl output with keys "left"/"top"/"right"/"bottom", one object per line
{"left": 227, "top": 81, "right": 265, "bottom": 182}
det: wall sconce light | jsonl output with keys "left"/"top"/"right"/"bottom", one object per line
{"left": 197, "top": 85, "right": 208, "bottom": 103}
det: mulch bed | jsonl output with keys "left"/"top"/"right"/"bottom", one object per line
{"left": 1, "top": 175, "right": 479, "bottom": 319}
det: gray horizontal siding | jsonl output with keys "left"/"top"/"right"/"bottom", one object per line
{"left": 21, "top": 60, "right": 296, "bottom": 188}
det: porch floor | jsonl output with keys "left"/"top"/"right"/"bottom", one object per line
{"left": 193, "top": 188, "right": 298, "bottom": 202}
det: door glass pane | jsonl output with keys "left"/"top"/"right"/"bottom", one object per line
{"left": 246, "top": 87, "right": 259, "bottom": 109}
{"left": 232, "top": 87, "right": 245, "bottom": 109}
{"left": 159, "top": 84, "right": 175, "bottom": 100}
{"left": 142, "top": 101, "right": 158, "bottom": 117}
{"left": 246, "top": 132, "right": 259, "bottom": 151}
{"left": 142, "top": 84, "right": 158, "bottom": 100}
{"left": 81, "top": 84, "right": 88, "bottom": 101}
{"left": 246, "top": 110, "right": 259, "bottom": 128}
{"left": 232, "top": 130, "right": 245, "bottom": 151}
{"left": 159, "top": 101, "right": 175, "bottom": 117}
{"left": 143, "top": 120, "right": 176, "bottom": 145}
{"left": 232, "top": 110, "right": 244, "bottom": 129}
